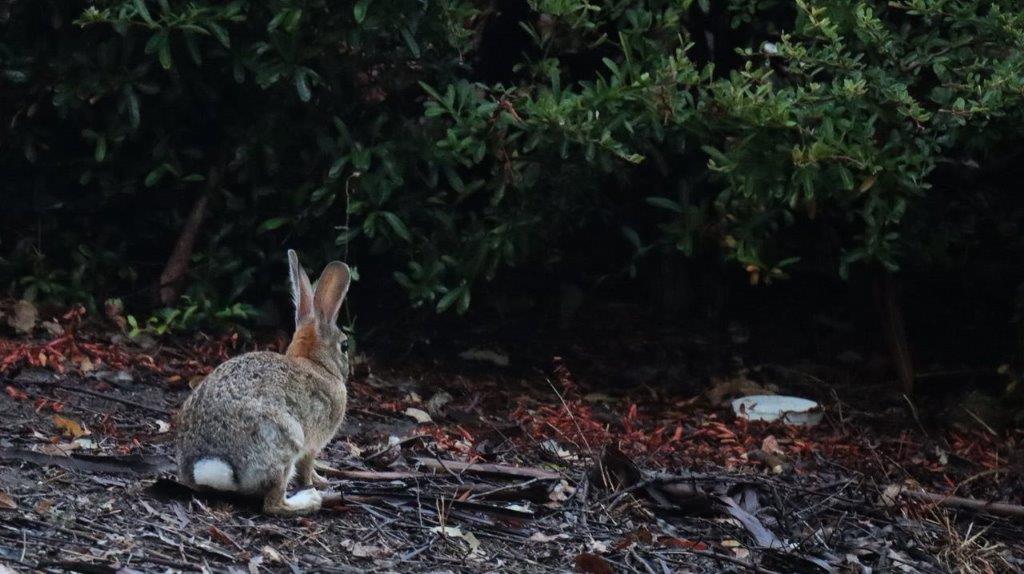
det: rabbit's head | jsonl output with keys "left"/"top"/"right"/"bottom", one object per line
{"left": 285, "top": 249, "right": 352, "bottom": 379}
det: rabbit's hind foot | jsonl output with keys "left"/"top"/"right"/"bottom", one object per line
{"left": 263, "top": 468, "right": 322, "bottom": 516}
{"left": 264, "top": 488, "right": 322, "bottom": 515}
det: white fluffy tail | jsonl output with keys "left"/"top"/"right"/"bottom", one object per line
{"left": 192, "top": 458, "right": 236, "bottom": 491}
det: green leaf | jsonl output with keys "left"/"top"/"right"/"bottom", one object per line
{"left": 258, "top": 217, "right": 290, "bottom": 233}
{"left": 144, "top": 32, "right": 163, "bottom": 54}
{"left": 457, "top": 288, "right": 471, "bottom": 314}
{"left": 354, "top": 0, "right": 371, "bottom": 23}
{"left": 436, "top": 285, "right": 465, "bottom": 313}
{"left": 418, "top": 81, "right": 443, "bottom": 103}
{"left": 94, "top": 136, "right": 107, "bottom": 162}
{"left": 701, "top": 145, "right": 731, "bottom": 168}
{"left": 351, "top": 147, "right": 371, "bottom": 171}
{"left": 295, "top": 71, "right": 311, "bottom": 102}
{"left": 602, "top": 57, "right": 620, "bottom": 76}
{"left": 133, "top": 0, "right": 155, "bottom": 25}
{"left": 267, "top": 11, "right": 286, "bottom": 32}
{"left": 837, "top": 165, "right": 854, "bottom": 190}
{"left": 401, "top": 27, "right": 420, "bottom": 58}
{"left": 157, "top": 35, "right": 172, "bottom": 69}
{"left": 328, "top": 157, "right": 348, "bottom": 179}
{"left": 645, "top": 197, "right": 684, "bottom": 213}
{"left": 144, "top": 167, "right": 164, "bottom": 187}
{"left": 393, "top": 271, "right": 412, "bottom": 289}
{"left": 777, "top": 257, "right": 801, "bottom": 268}
{"left": 284, "top": 9, "right": 303, "bottom": 33}
{"left": 207, "top": 22, "right": 230, "bottom": 48}
{"left": 184, "top": 31, "right": 203, "bottom": 65}
{"left": 125, "top": 87, "right": 140, "bottom": 129}
{"left": 381, "top": 211, "right": 412, "bottom": 241}
{"left": 621, "top": 226, "right": 641, "bottom": 249}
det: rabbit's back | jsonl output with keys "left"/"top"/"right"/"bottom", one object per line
{"left": 176, "top": 351, "right": 344, "bottom": 493}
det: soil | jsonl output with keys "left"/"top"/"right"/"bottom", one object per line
{"left": 1, "top": 311, "right": 1023, "bottom": 573}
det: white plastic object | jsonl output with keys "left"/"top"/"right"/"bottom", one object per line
{"left": 732, "top": 395, "right": 823, "bottom": 426}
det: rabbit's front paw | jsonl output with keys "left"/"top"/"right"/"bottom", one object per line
{"left": 308, "top": 469, "right": 330, "bottom": 488}
{"left": 297, "top": 454, "right": 331, "bottom": 488}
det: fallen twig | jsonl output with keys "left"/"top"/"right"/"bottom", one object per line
{"left": 899, "top": 487, "right": 1024, "bottom": 518}
{"left": 0, "top": 449, "right": 173, "bottom": 475}
{"left": 665, "top": 548, "right": 783, "bottom": 574}
{"left": 466, "top": 478, "right": 544, "bottom": 501}
{"left": 54, "top": 383, "right": 171, "bottom": 415}
{"left": 322, "top": 489, "right": 537, "bottom": 520}
{"left": 317, "top": 467, "right": 430, "bottom": 481}
{"left": 410, "top": 457, "right": 560, "bottom": 480}
{"left": 362, "top": 434, "right": 431, "bottom": 463}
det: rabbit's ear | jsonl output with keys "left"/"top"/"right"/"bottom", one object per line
{"left": 313, "top": 261, "right": 351, "bottom": 326}
{"left": 288, "top": 250, "right": 315, "bottom": 325}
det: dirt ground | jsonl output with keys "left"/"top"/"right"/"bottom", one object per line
{"left": 1, "top": 317, "right": 1023, "bottom": 573}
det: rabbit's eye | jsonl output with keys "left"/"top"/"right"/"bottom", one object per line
{"left": 340, "top": 339, "right": 350, "bottom": 352}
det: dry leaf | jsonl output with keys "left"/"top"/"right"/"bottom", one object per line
{"left": 36, "top": 442, "right": 78, "bottom": 457}
{"left": 879, "top": 484, "right": 903, "bottom": 507}
{"left": 247, "top": 555, "right": 263, "bottom": 574}
{"left": 8, "top": 299, "right": 38, "bottom": 334}
{"left": 351, "top": 542, "right": 389, "bottom": 558}
{"left": 78, "top": 357, "right": 95, "bottom": 373}
{"left": 5, "top": 385, "right": 28, "bottom": 401}
{"left": 761, "top": 435, "right": 784, "bottom": 455}
{"left": 53, "top": 414, "right": 89, "bottom": 438}
{"left": 612, "top": 527, "right": 654, "bottom": 551}
{"left": 429, "top": 526, "right": 483, "bottom": 559}
{"left": 722, "top": 538, "right": 749, "bottom": 559}
{"left": 34, "top": 499, "right": 54, "bottom": 515}
{"left": 41, "top": 320, "right": 64, "bottom": 337}
{"left": 528, "top": 531, "right": 567, "bottom": 543}
{"left": 209, "top": 526, "right": 242, "bottom": 550}
{"left": 661, "top": 537, "right": 709, "bottom": 551}
{"left": 0, "top": 490, "right": 16, "bottom": 510}
{"left": 105, "top": 298, "right": 128, "bottom": 331}
{"left": 403, "top": 407, "right": 433, "bottom": 424}
{"left": 704, "top": 375, "right": 768, "bottom": 406}
{"left": 340, "top": 538, "right": 391, "bottom": 558}
{"left": 547, "top": 480, "right": 576, "bottom": 504}
{"left": 583, "top": 392, "right": 616, "bottom": 403}
{"left": 458, "top": 348, "right": 509, "bottom": 367}
{"left": 859, "top": 174, "right": 877, "bottom": 193}
{"left": 262, "top": 546, "right": 283, "bottom": 563}
{"left": 574, "top": 553, "right": 614, "bottom": 574}
{"left": 340, "top": 440, "right": 364, "bottom": 458}
{"left": 72, "top": 438, "right": 97, "bottom": 450}
{"left": 425, "top": 390, "right": 453, "bottom": 417}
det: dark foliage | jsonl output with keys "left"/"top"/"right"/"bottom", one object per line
{"left": 2, "top": 0, "right": 1024, "bottom": 370}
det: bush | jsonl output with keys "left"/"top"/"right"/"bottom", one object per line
{"left": 1, "top": 0, "right": 1023, "bottom": 327}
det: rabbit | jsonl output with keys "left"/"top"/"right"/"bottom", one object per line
{"left": 175, "top": 249, "right": 351, "bottom": 515}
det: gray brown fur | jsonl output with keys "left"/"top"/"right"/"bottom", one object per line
{"left": 175, "top": 250, "right": 351, "bottom": 515}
